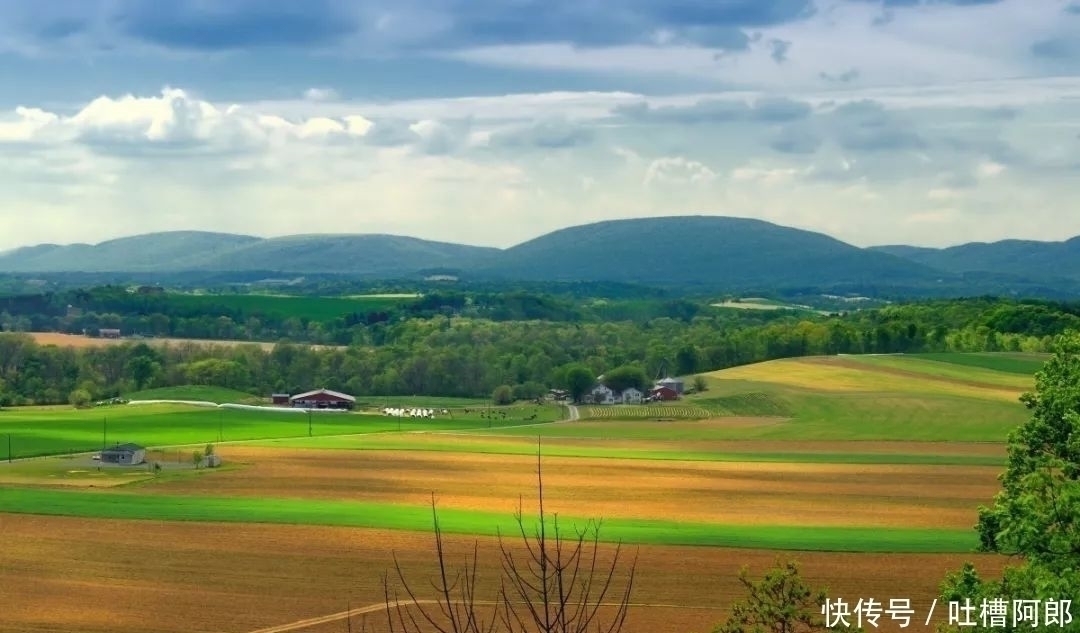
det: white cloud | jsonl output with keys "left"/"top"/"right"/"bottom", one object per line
{"left": 644, "top": 156, "right": 717, "bottom": 186}
{"left": 730, "top": 165, "right": 802, "bottom": 185}
{"left": 976, "top": 160, "right": 1007, "bottom": 178}
{"left": 303, "top": 87, "right": 340, "bottom": 102}
{"left": 1, "top": 82, "right": 1079, "bottom": 252}
{"left": 0, "top": 107, "right": 60, "bottom": 142}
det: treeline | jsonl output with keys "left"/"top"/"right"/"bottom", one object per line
{"left": 0, "top": 286, "right": 793, "bottom": 344}
{"left": 1, "top": 297, "right": 1077, "bottom": 406}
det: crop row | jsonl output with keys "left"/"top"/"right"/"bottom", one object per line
{"left": 583, "top": 405, "right": 713, "bottom": 419}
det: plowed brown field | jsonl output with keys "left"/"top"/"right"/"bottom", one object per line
{"left": 27, "top": 332, "right": 342, "bottom": 351}
{"left": 0, "top": 514, "right": 1007, "bottom": 633}
{"left": 140, "top": 447, "right": 1001, "bottom": 529}
{"left": 373, "top": 432, "right": 1010, "bottom": 457}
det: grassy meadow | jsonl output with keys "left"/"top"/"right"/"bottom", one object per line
{"left": 0, "top": 351, "right": 1043, "bottom": 633}
{"left": 125, "top": 385, "right": 262, "bottom": 402}
{"left": 0, "top": 401, "right": 563, "bottom": 460}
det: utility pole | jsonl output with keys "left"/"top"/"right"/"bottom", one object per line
{"left": 307, "top": 409, "right": 312, "bottom": 437}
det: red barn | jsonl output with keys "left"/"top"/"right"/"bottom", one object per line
{"left": 271, "top": 393, "right": 290, "bottom": 406}
{"left": 288, "top": 388, "right": 355, "bottom": 410}
{"left": 649, "top": 386, "right": 679, "bottom": 401}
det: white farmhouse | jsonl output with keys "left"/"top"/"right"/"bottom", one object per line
{"left": 619, "top": 387, "right": 643, "bottom": 404}
{"left": 588, "top": 384, "right": 615, "bottom": 404}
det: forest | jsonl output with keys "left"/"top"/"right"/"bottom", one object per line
{"left": 1, "top": 295, "right": 1078, "bottom": 406}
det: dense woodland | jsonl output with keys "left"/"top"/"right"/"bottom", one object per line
{"left": 1, "top": 294, "right": 1078, "bottom": 406}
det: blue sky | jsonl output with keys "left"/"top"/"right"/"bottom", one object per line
{"left": 1, "top": 0, "right": 1078, "bottom": 251}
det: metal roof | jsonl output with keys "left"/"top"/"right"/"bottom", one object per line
{"left": 289, "top": 388, "right": 356, "bottom": 402}
{"left": 102, "top": 442, "right": 145, "bottom": 453}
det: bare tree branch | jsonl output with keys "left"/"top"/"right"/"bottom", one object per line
{"left": 381, "top": 437, "right": 637, "bottom": 633}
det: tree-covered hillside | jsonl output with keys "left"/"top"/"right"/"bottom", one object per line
{"left": 1, "top": 297, "right": 1077, "bottom": 406}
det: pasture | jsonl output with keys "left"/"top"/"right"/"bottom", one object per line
{"left": 126, "top": 385, "right": 261, "bottom": 403}
{"left": 0, "top": 402, "right": 562, "bottom": 460}
{"left": 0, "top": 351, "right": 1043, "bottom": 633}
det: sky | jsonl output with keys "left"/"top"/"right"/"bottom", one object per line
{"left": 0, "top": 0, "right": 1078, "bottom": 252}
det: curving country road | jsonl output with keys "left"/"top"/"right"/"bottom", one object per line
{"left": 566, "top": 404, "right": 580, "bottom": 421}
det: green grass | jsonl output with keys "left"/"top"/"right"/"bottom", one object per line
{"left": 0, "top": 404, "right": 562, "bottom": 460}
{"left": 126, "top": 385, "right": 259, "bottom": 403}
{"left": 753, "top": 391, "right": 1027, "bottom": 441}
{"left": 167, "top": 292, "right": 416, "bottom": 322}
{"left": 249, "top": 434, "right": 1006, "bottom": 466}
{"left": 845, "top": 355, "right": 1035, "bottom": 389}
{"left": 909, "top": 352, "right": 1050, "bottom": 376}
{"left": 353, "top": 396, "right": 506, "bottom": 409}
{"left": 692, "top": 392, "right": 794, "bottom": 417}
{"left": 0, "top": 487, "right": 978, "bottom": 553}
{"left": 497, "top": 389, "right": 1026, "bottom": 442}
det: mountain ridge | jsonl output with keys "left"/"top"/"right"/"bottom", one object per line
{"left": 1, "top": 215, "right": 1077, "bottom": 293}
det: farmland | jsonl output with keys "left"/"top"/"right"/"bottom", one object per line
{"left": 28, "top": 331, "right": 346, "bottom": 351}
{"left": 165, "top": 292, "right": 418, "bottom": 321}
{"left": 0, "top": 402, "right": 563, "bottom": 460}
{"left": 0, "top": 352, "right": 1044, "bottom": 633}
{"left": 583, "top": 404, "right": 715, "bottom": 419}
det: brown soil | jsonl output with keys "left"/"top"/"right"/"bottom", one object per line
{"left": 27, "top": 332, "right": 342, "bottom": 351}
{"left": 140, "top": 447, "right": 1001, "bottom": 529}
{"left": 416, "top": 432, "right": 1008, "bottom": 457}
{"left": 0, "top": 514, "right": 1008, "bottom": 633}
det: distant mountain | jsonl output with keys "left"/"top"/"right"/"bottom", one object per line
{"left": 0, "top": 231, "right": 260, "bottom": 273}
{"left": 1, "top": 216, "right": 1078, "bottom": 296}
{"left": 473, "top": 216, "right": 943, "bottom": 290}
{"left": 195, "top": 234, "right": 502, "bottom": 276}
{"left": 870, "top": 237, "right": 1080, "bottom": 281}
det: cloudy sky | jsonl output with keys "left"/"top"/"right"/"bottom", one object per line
{"left": 1, "top": 0, "right": 1078, "bottom": 252}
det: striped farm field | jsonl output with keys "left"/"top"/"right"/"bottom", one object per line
{"left": 583, "top": 404, "right": 714, "bottom": 419}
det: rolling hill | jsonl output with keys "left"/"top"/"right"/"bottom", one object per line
{"left": 194, "top": 234, "right": 502, "bottom": 276}
{"left": 870, "top": 236, "right": 1080, "bottom": 281}
{"left": 473, "top": 216, "right": 942, "bottom": 289}
{"left": 0, "top": 231, "right": 261, "bottom": 273}
{"left": 1, "top": 215, "right": 1078, "bottom": 294}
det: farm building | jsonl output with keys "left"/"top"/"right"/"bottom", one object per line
{"left": 270, "top": 393, "right": 290, "bottom": 405}
{"left": 649, "top": 386, "right": 679, "bottom": 401}
{"left": 586, "top": 384, "right": 615, "bottom": 404}
{"left": 100, "top": 443, "right": 146, "bottom": 465}
{"left": 547, "top": 389, "right": 569, "bottom": 401}
{"left": 98, "top": 328, "right": 122, "bottom": 339}
{"left": 656, "top": 377, "right": 684, "bottom": 394}
{"left": 289, "top": 388, "right": 355, "bottom": 410}
{"left": 620, "top": 387, "right": 643, "bottom": 404}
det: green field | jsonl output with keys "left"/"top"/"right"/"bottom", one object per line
{"left": 0, "top": 403, "right": 563, "bottom": 460}
{"left": 0, "top": 487, "right": 976, "bottom": 553}
{"left": 908, "top": 352, "right": 1050, "bottom": 375}
{"left": 167, "top": 292, "right": 417, "bottom": 322}
{"left": 125, "top": 385, "right": 260, "bottom": 403}
{"left": 843, "top": 354, "right": 1036, "bottom": 389}
{"left": 352, "top": 395, "right": 505, "bottom": 409}
{"left": 0, "top": 351, "right": 1044, "bottom": 558}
